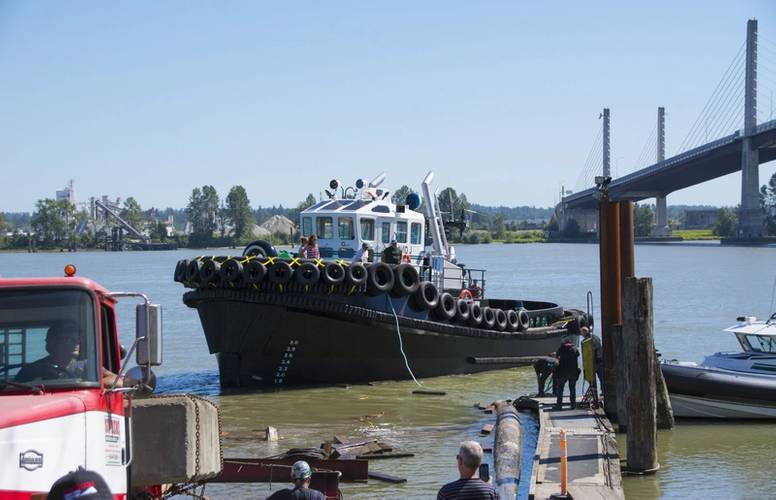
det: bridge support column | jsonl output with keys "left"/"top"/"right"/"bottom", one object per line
{"left": 652, "top": 107, "right": 671, "bottom": 237}
{"left": 739, "top": 18, "right": 764, "bottom": 237}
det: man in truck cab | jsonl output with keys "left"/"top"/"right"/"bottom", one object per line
{"left": 16, "top": 321, "right": 123, "bottom": 387}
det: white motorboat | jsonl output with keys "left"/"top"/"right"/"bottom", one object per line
{"left": 661, "top": 313, "right": 776, "bottom": 419}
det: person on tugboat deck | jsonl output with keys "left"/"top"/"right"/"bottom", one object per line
{"left": 306, "top": 235, "right": 320, "bottom": 260}
{"left": 381, "top": 239, "right": 402, "bottom": 264}
{"left": 298, "top": 236, "right": 309, "bottom": 258}
{"left": 467, "top": 279, "right": 483, "bottom": 299}
{"left": 352, "top": 242, "right": 369, "bottom": 264}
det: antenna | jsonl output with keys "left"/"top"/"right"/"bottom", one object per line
{"left": 369, "top": 172, "right": 387, "bottom": 188}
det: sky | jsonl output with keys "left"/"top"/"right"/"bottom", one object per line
{"left": 2, "top": 1, "right": 776, "bottom": 213}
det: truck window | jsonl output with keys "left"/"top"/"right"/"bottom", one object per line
{"left": 302, "top": 217, "right": 312, "bottom": 237}
{"left": 381, "top": 222, "right": 391, "bottom": 244}
{"left": 316, "top": 217, "right": 334, "bottom": 239}
{"left": 360, "top": 218, "right": 375, "bottom": 241}
{"left": 101, "top": 303, "right": 118, "bottom": 373}
{"left": 411, "top": 222, "right": 422, "bottom": 244}
{"left": 396, "top": 221, "right": 408, "bottom": 243}
{"left": 338, "top": 217, "right": 355, "bottom": 240}
{"left": 0, "top": 289, "right": 99, "bottom": 388}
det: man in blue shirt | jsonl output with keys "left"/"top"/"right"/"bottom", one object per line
{"left": 437, "top": 441, "right": 499, "bottom": 499}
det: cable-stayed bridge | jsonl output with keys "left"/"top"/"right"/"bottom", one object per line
{"left": 560, "top": 19, "right": 776, "bottom": 238}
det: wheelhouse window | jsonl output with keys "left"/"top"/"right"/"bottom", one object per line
{"left": 316, "top": 217, "right": 334, "bottom": 239}
{"left": 302, "top": 217, "right": 313, "bottom": 237}
{"left": 743, "top": 334, "right": 776, "bottom": 353}
{"left": 360, "top": 218, "right": 375, "bottom": 241}
{"left": 410, "top": 222, "right": 422, "bottom": 244}
{"left": 338, "top": 217, "right": 355, "bottom": 240}
{"left": 0, "top": 289, "right": 99, "bottom": 389}
{"left": 396, "top": 221, "right": 408, "bottom": 243}
{"left": 381, "top": 222, "right": 391, "bottom": 244}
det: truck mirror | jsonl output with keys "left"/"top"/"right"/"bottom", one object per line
{"left": 136, "top": 303, "right": 163, "bottom": 366}
{"left": 120, "top": 344, "right": 128, "bottom": 360}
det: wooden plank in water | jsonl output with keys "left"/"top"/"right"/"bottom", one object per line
{"left": 480, "top": 424, "right": 494, "bottom": 435}
{"left": 333, "top": 435, "right": 350, "bottom": 444}
{"left": 412, "top": 389, "right": 447, "bottom": 395}
{"left": 368, "top": 471, "right": 407, "bottom": 483}
{"left": 216, "top": 458, "right": 368, "bottom": 482}
{"left": 356, "top": 453, "right": 415, "bottom": 460}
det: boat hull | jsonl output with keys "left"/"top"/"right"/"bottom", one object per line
{"left": 661, "top": 362, "right": 776, "bottom": 419}
{"left": 186, "top": 289, "right": 573, "bottom": 387}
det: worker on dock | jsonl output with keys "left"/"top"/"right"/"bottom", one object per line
{"left": 306, "top": 235, "right": 320, "bottom": 260}
{"left": 437, "top": 441, "right": 498, "bottom": 500}
{"left": 467, "top": 279, "right": 483, "bottom": 299}
{"left": 298, "top": 237, "right": 309, "bottom": 258}
{"left": 48, "top": 467, "right": 113, "bottom": 499}
{"left": 352, "top": 242, "right": 369, "bottom": 264}
{"left": 533, "top": 354, "right": 558, "bottom": 397}
{"left": 381, "top": 240, "right": 402, "bottom": 264}
{"left": 555, "top": 337, "right": 580, "bottom": 409}
{"left": 267, "top": 460, "right": 325, "bottom": 500}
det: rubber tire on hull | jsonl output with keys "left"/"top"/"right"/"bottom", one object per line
{"left": 468, "top": 302, "right": 483, "bottom": 327}
{"left": 494, "top": 308, "right": 508, "bottom": 331}
{"left": 242, "top": 260, "right": 266, "bottom": 285}
{"left": 268, "top": 261, "right": 294, "bottom": 284}
{"left": 411, "top": 281, "right": 439, "bottom": 311}
{"left": 322, "top": 262, "right": 346, "bottom": 285}
{"left": 517, "top": 308, "right": 530, "bottom": 331}
{"left": 346, "top": 263, "right": 368, "bottom": 287}
{"left": 433, "top": 292, "right": 457, "bottom": 320}
{"left": 391, "top": 264, "right": 420, "bottom": 297}
{"left": 367, "top": 263, "right": 395, "bottom": 296}
{"left": 295, "top": 262, "right": 320, "bottom": 286}
{"left": 174, "top": 259, "right": 188, "bottom": 283}
{"left": 506, "top": 310, "right": 520, "bottom": 332}
{"left": 455, "top": 299, "right": 470, "bottom": 323}
{"left": 200, "top": 259, "right": 221, "bottom": 285}
{"left": 219, "top": 258, "right": 243, "bottom": 285}
{"left": 481, "top": 307, "right": 496, "bottom": 329}
{"left": 243, "top": 240, "right": 278, "bottom": 259}
{"left": 186, "top": 260, "right": 203, "bottom": 284}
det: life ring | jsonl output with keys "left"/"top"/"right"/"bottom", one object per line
{"left": 459, "top": 289, "right": 474, "bottom": 302}
{"left": 401, "top": 253, "right": 411, "bottom": 264}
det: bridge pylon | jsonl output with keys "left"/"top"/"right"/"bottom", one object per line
{"left": 738, "top": 18, "right": 764, "bottom": 238}
{"left": 653, "top": 107, "right": 671, "bottom": 237}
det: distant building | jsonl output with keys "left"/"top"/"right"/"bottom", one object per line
{"left": 55, "top": 179, "right": 76, "bottom": 205}
{"left": 684, "top": 208, "right": 719, "bottom": 229}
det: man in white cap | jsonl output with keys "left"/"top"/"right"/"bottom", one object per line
{"left": 267, "top": 460, "right": 324, "bottom": 499}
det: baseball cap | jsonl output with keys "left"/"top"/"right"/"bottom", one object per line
{"left": 290, "top": 460, "right": 313, "bottom": 481}
{"left": 48, "top": 468, "right": 112, "bottom": 500}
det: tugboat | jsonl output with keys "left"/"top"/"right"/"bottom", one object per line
{"left": 661, "top": 313, "right": 776, "bottom": 418}
{"left": 174, "top": 172, "right": 590, "bottom": 387}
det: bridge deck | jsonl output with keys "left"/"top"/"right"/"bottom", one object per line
{"left": 529, "top": 397, "right": 623, "bottom": 500}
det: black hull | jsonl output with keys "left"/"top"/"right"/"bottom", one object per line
{"left": 661, "top": 362, "right": 776, "bottom": 404}
{"left": 184, "top": 288, "right": 576, "bottom": 387}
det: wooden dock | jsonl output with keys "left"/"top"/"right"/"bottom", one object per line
{"left": 522, "top": 397, "right": 624, "bottom": 500}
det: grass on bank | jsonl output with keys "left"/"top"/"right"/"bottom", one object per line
{"left": 673, "top": 229, "right": 718, "bottom": 240}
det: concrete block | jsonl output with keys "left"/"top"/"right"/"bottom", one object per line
{"left": 130, "top": 394, "right": 221, "bottom": 485}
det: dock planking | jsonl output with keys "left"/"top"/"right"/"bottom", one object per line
{"left": 528, "top": 397, "right": 624, "bottom": 500}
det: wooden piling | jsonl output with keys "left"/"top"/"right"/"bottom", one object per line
{"left": 609, "top": 324, "right": 627, "bottom": 432}
{"left": 622, "top": 277, "right": 658, "bottom": 473}
{"left": 494, "top": 401, "right": 520, "bottom": 499}
{"left": 654, "top": 354, "right": 675, "bottom": 429}
{"left": 598, "top": 200, "right": 622, "bottom": 419}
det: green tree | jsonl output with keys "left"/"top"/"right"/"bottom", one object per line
{"left": 493, "top": 215, "right": 506, "bottom": 240}
{"left": 150, "top": 221, "right": 168, "bottom": 242}
{"left": 225, "top": 185, "right": 255, "bottom": 244}
{"left": 186, "top": 185, "right": 220, "bottom": 237}
{"left": 760, "top": 171, "right": 776, "bottom": 235}
{"left": 561, "top": 218, "right": 581, "bottom": 236}
{"left": 121, "top": 197, "right": 144, "bottom": 232}
{"left": 634, "top": 204, "right": 655, "bottom": 237}
{"left": 713, "top": 207, "right": 737, "bottom": 237}
{"left": 31, "top": 199, "right": 75, "bottom": 245}
{"left": 438, "top": 187, "right": 471, "bottom": 219}
{"left": 391, "top": 185, "right": 413, "bottom": 205}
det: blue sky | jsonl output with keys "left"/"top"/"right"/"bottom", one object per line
{"left": 2, "top": 1, "right": 775, "bottom": 212}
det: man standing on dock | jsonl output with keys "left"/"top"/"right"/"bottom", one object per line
{"left": 437, "top": 441, "right": 498, "bottom": 499}
{"left": 581, "top": 326, "right": 603, "bottom": 391}
{"left": 555, "top": 337, "right": 580, "bottom": 409}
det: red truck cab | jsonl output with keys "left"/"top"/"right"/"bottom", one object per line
{"left": 0, "top": 270, "right": 162, "bottom": 498}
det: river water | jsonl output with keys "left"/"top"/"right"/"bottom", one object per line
{"left": 1, "top": 242, "right": 774, "bottom": 499}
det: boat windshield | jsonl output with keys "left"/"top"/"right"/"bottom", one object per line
{"left": 738, "top": 334, "right": 776, "bottom": 353}
{"left": 0, "top": 289, "right": 100, "bottom": 389}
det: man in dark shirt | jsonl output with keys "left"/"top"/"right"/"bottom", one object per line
{"left": 381, "top": 240, "right": 402, "bottom": 264}
{"left": 555, "top": 337, "right": 580, "bottom": 409}
{"left": 437, "top": 441, "right": 499, "bottom": 500}
{"left": 267, "top": 461, "right": 324, "bottom": 500}
{"left": 533, "top": 354, "right": 558, "bottom": 397}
